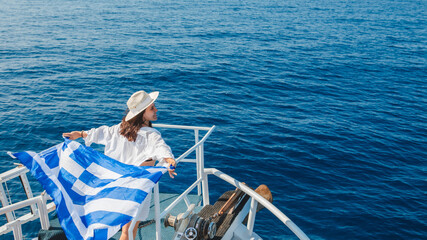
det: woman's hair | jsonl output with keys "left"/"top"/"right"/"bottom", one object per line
{"left": 119, "top": 109, "right": 152, "bottom": 142}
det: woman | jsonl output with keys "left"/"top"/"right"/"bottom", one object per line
{"left": 63, "top": 90, "right": 176, "bottom": 240}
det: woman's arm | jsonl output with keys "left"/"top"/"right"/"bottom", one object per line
{"left": 164, "top": 158, "right": 177, "bottom": 178}
{"left": 62, "top": 131, "right": 87, "bottom": 140}
{"left": 63, "top": 125, "right": 115, "bottom": 146}
{"left": 140, "top": 157, "right": 176, "bottom": 178}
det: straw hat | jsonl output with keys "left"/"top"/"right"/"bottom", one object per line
{"left": 125, "top": 91, "right": 159, "bottom": 121}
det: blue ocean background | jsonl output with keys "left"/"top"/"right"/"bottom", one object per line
{"left": 0, "top": 0, "right": 426, "bottom": 239}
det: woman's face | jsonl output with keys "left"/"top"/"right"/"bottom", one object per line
{"left": 143, "top": 103, "right": 158, "bottom": 122}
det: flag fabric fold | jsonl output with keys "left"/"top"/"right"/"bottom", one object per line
{"left": 12, "top": 138, "right": 167, "bottom": 240}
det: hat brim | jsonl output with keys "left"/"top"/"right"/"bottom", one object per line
{"left": 125, "top": 91, "right": 159, "bottom": 122}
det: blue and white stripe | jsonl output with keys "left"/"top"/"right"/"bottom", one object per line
{"left": 12, "top": 138, "right": 167, "bottom": 240}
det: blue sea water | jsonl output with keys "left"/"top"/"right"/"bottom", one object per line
{"left": 0, "top": 0, "right": 426, "bottom": 239}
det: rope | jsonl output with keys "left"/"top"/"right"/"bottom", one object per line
{"left": 138, "top": 219, "right": 156, "bottom": 228}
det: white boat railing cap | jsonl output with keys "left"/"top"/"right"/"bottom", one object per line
{"left": 152, "top": 124, "right": 215, "bottom": 165}
{"left": 204, "top": 168, "right": 310, "bottom": 240}
{"left": 152, "top": 123, "right": 213, "bottom": 131}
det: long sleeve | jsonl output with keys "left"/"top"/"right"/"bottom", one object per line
{"left": 83, "top": 125, "right": 116, "bottom": 146}
{"left": 81, "top": 125, "right": 173, "bottom": 166}
{"left": 147, "top": 130, "right": 174, "bottom": 162}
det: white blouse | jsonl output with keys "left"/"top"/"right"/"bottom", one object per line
{"left": 83, "top": 124, "right": 174, "bottom": 166}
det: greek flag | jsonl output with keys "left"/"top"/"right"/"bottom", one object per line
{"left": 11, "top": 138, "right": 167, "bottom": 240}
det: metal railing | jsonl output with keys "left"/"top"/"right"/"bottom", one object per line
{"left": 129, "top": 124, "right": 216, "bottom": 240}
{"left": 204, "top": 168, "right": 310, "bottom": 240}
{"left": 1, "top": 124, "right": 310, "bottom": 240}
{"left": 0, "top": 124, "right": 216, "bottom": 240}
{"left": 131, "top": 124, "right": 310, "bottom": 240}
{"left": 0, "top": 166, "right": 55, "bottom": 239}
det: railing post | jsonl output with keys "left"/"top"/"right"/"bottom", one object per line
{"left": 200, "top": 143, "right": 209, "bottom": 206}
{"left": 154, "top": 183, "right": 161, "bottom": 240}
{"left": 195, "top": 129, "right": 201, "bottom": 197}
{"left": 39, "top": 193, "right": 50, "bottom": 230}
{"left": 20, "top": 174, "right": 37, "bottom": 215}
{"left": 7, "top": 220, "right": 23, "bottom": 240}
{"left": 247, "top": 197, "right": 257, "bottom": 234}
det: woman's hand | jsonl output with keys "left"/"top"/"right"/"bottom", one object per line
{"left": 62, "top": 131, "right": 86, "bottom": 140}
{"left": 165, "top": 158, "right": 177, "bottom": 179}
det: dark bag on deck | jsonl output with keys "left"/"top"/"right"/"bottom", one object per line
{"left": 38, "top": 226, "right": 67, "bottom": 240}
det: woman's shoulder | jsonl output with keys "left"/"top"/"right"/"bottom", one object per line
{"left": 135, "top": 127, "right": 162, "bottom": 144}
{"left": 98, "top": 124, "right": 120, "bottom": 133}
{"left": 111, "top": 123, "right": 121, "bottom": 130}
{"left": 90, "top": 124, "right": 119, "bottom": 132}
{"left": 138, "top": 127, "right": 161, "bottom": 135}
{"left": 98, "top": 123, "right": 122, "bottom": 136}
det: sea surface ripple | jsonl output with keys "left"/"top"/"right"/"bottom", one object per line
{"left": 0, "top": 0, "right": 426, "bottom": 239}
